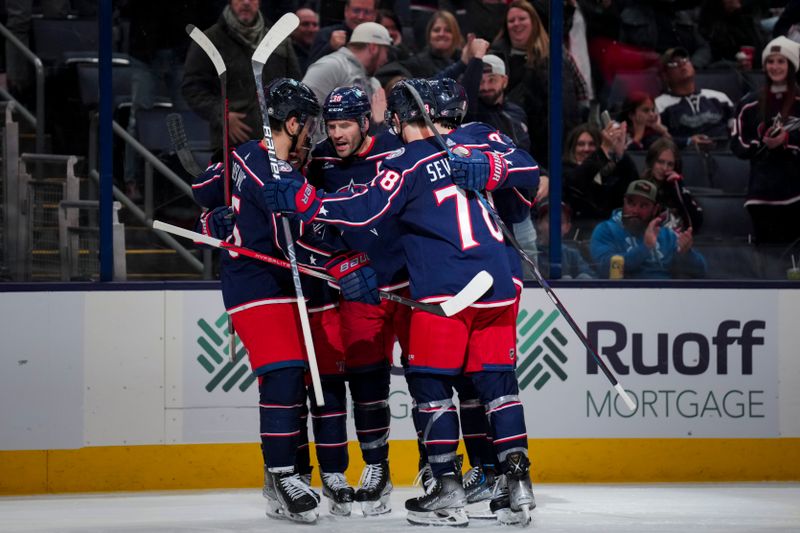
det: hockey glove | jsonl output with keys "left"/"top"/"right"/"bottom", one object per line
{"left": 261, "top": 178, "right": 321, "bottom": 223}
{"left": 197, "top": 206, "right": 235, "bottom": 240}
{"left": 450, "top": 146, "right": 508, "bottom": 192}
{"left": 325, "top": 250, "right": 380, "bottom": 306}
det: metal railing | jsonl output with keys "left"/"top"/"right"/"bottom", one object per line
{"left": 59, "top": 199, "right": 126, "bottom": 281}
{"left": 0, "top": 22, "right": 44, "bottom": 155}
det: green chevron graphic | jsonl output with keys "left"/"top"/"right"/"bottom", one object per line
{"left": 196, "top": 312, "right": 256, "bottom": 393}
{"left": 515, "top": 308, "right": 569, "bottom": 391}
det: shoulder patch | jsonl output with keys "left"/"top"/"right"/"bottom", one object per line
{"left": 278, "top": 160, "right": 293, "bottom": 173}
{"left": 385, "top": 147, "right": 405, "bottom": 159}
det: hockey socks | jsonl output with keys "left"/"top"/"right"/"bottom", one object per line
{"left": 472, "top": 371, "right": 528, "bottom": 464}
{"left": 309, "top": 378, "right": 349, "bottom": 474}
{"left": 406, "top": 373, "right": 460, "bottom": 478}
{"left": 258, "top": 368, "right": 307, "bottom": 471}
{"left": 350, "top": 368, "right": 391, "bottom": 464}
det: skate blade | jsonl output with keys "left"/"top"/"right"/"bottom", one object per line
{"left": 465, "top": 500, "right": 496, "bottom": 520}
{"left": 360, "top": 494, "right": 392, "bottom": 516}
{"left": 407, "top": 508, "right": 469, "bottom": 527}
{"left": 265, "top": 499, "right": 288, "bottom": 521}
{"left": 495, "top": 504, "right": 531, "bottom": 527}
{"left": 327, "top": 499, "right": 353, "bottom": 517}
{"left": 286, "top": 509, "right": 319, "bottom": 524}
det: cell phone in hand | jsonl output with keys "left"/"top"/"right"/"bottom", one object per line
{"left": 600, "top": 110, "right": 612, "bottom": 128}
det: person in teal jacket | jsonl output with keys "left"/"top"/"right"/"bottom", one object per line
{"left": 590, "top": 180, "right": 707, "bottom": 279}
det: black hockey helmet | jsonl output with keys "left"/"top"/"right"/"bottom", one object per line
{"left": 385, "top": 78, "right": 438, "bottom": 126}
{"left": 428, "top": 78, "right": 467, "bottom": 124}
{"left": 266, "top": 78, "right": 321, "bottom": 123}
{"left": 322, "top": 86, "right": 372, "bottom": 124}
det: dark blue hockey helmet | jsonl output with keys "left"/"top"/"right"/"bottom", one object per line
{"left": 322, "top": 86, "right": 372, "bottom": 125}
{"left": 429, "top": 78, "right": 467, "bottom": 124}
{"left": 266, "top": 78, "right": 320, "bottom": 123}
{"left": 385, "top": 78, "right": 438, "bottom": 127}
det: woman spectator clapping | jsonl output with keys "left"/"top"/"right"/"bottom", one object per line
{"left": 563, "top": 122, "right": 640, "bottom": 238}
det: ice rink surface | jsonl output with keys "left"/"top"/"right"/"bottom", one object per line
{"left": 1, "top": 484, "right": 798, "bottom": 532}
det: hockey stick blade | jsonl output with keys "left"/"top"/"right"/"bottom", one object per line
{"left": 186, "top": 24, "right": 226, "bottom": 77}
{"left": 152, "top": 220, "right": 491, "bottom": 317}
{"left": 166, "top": 113, "right": 204, "bottom": 178}
{"left": 252, "top": 13, "right": 299, "bottom": 68}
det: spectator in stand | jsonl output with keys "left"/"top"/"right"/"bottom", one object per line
{"left": 698, "top": 0, "right": 765, "bottom": 70}
{"left": 655, "top": 47, "right": 735, "bottom": 151}
{"left": 731, "top": 36, "right": 800, "bottom": 246}
{"left": 618, "top": 91, "right": 671, "bottom": 151}
{"left": 491, "top": 0, "right": 587, "bottom": 167}
{"left": 375, "top": 10, "right": 467, "bottom": 82}
{"left": 292, "top": 6, "right": 320, "bottom": 73}
{"left": 618, "top": 1, "right": 712, "bottom": 69}
{"left": 772, "top": 0, "right": 800, "bottom": 40}
{"left": 590, "top": 180, "right": 707, "bottom": 279}
{"left": 308, "top": 0, "right": 377, "bottom": 65}
{"left": 463, "top": 54, "right": 530, "bottom": 151}
{"left": 302, "top": 22, "right": 392, "bottom": 123}
{"left": 378, "top": 8, "right": 412, "bottom": 62}
{"left": 563, "top": 122, "right": 639, "bottom": 239}
{"left": 534, "top": 198, "right": 594, "bottom": 279}
{"left": 640, "top": 138, "right": 704, "bottom": 233}
{"left": 182, "top": 0, "right": 301, "bottom": 152}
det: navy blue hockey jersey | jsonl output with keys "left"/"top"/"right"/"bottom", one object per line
{"left": 193, "top": 141, "right": 335, "bottom": 313}
{"left": 308, "top": 131, "right": 409, "bottom": 290}
{"left": 315, "top": 137, "right": 517, "bottom": 306}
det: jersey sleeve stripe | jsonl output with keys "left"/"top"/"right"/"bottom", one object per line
{"left": 191, "top": 173, "right": 222, "bottom": 188}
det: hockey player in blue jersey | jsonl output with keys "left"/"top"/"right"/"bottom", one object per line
{"left": 305, "top": 86, "right": 407, "bottom": 516}
{"left": 426, "top": 77, "right": 540, "bottom": 523}
{"left": 261, "top": 78, "right": 535, "bottom": 527}
{"left": 194, "top": 77, "right": 384, "bottom": 523}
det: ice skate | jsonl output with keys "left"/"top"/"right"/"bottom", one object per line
{"left": 405, "top": 472, "right": 469, "bottom": 527}
{"left": 462, "top": 465, "right": 497, "bottom": 519}
{"left": 491, "top": 453, "right": 535, "bottom": 526}
{"left": 413, "top": 463, "right": 435, "bottom": 493}
{"left": 321, "top": 472, "right": 355, "bottom": 517}
{"left": 269, "top": 470, "right": 320, "bottom": 523}
{"left": 355, "top": 460, "right": 393, "bottom": 516}
{"left": 262, "top": 467, "right": 286, "bottom": 521}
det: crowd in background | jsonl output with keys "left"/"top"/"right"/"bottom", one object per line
{"left": 5, "top": 0, "right": 800, "bottom": 280}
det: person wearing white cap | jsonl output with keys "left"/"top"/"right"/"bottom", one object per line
{"left": 463, "top": 54, "right": 531, "bottom": 152}
{"left": 731, "top": 35, "right": 800, "bottom": 246}
{"left": 302, "top": 21, "right": 392, "bottom": 121}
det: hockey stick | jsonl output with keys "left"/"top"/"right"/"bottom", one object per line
{"left": 251, "top": 13, "right": 324, "bottom": 406}
{"left": 186, "top": 24, "right": 236, "bottom": 363}
{"left": 166, "top": 113, "right": 204, "bottom": 178}
{"left": 153, "top": 220, "right": 492, "bottom": 317}
{"left": 403, "top": 83, "right": 637, "bottom": 412}
{"left": 186, "top": 24, "right": 230, "bottom": 204}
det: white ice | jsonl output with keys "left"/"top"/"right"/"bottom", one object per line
{"left": 1, "top": 484, "right": 798, "bottom": 532}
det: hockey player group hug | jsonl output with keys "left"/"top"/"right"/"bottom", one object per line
{"left": 192, "top": 74, "right": 541, "bottom": 527}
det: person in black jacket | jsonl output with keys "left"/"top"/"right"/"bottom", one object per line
{"left": 182, "top": 0, "right": 302, "bottom": 152}
{"left": 640, "top": 138, "right": 704, "bottom": 233}
{"left": 731, "top": 36, "right": 800, "bottom": 245}
{"left": 563, "top": 122, "right": 639, "bottom": 239}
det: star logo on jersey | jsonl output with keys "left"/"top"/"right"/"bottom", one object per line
{"left": 244, "top": 152, "right": 251, "bottom": 161}
{"left": 318, "top": 206, "right": 328, "bottom": 216}
{"left": 337, "top": 178, "right": 368, "bottom": 194}
{"left": 515, "top": 308, "right": 569, "bottom": 391}
{"left": 195, "top": 312, "right": 256, "bottom": 393}
{"left": 308, "top": 255, "right": 317, "bottom": 266}
{"left": 370, "top": 228, "right": 379, "bottom": 237}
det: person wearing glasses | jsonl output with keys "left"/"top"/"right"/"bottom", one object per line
{"left": 308, "top": 0, "right": 378, "bottom": 64}
{"left": 655, "top": 47, "right": 734, "bottom": 151}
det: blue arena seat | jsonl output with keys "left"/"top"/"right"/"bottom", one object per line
{"left": 32, "top": 19, "right": 99, "bottom": 65}
{"left": 709, "top": 152, "right": 750, "bottom": 193}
